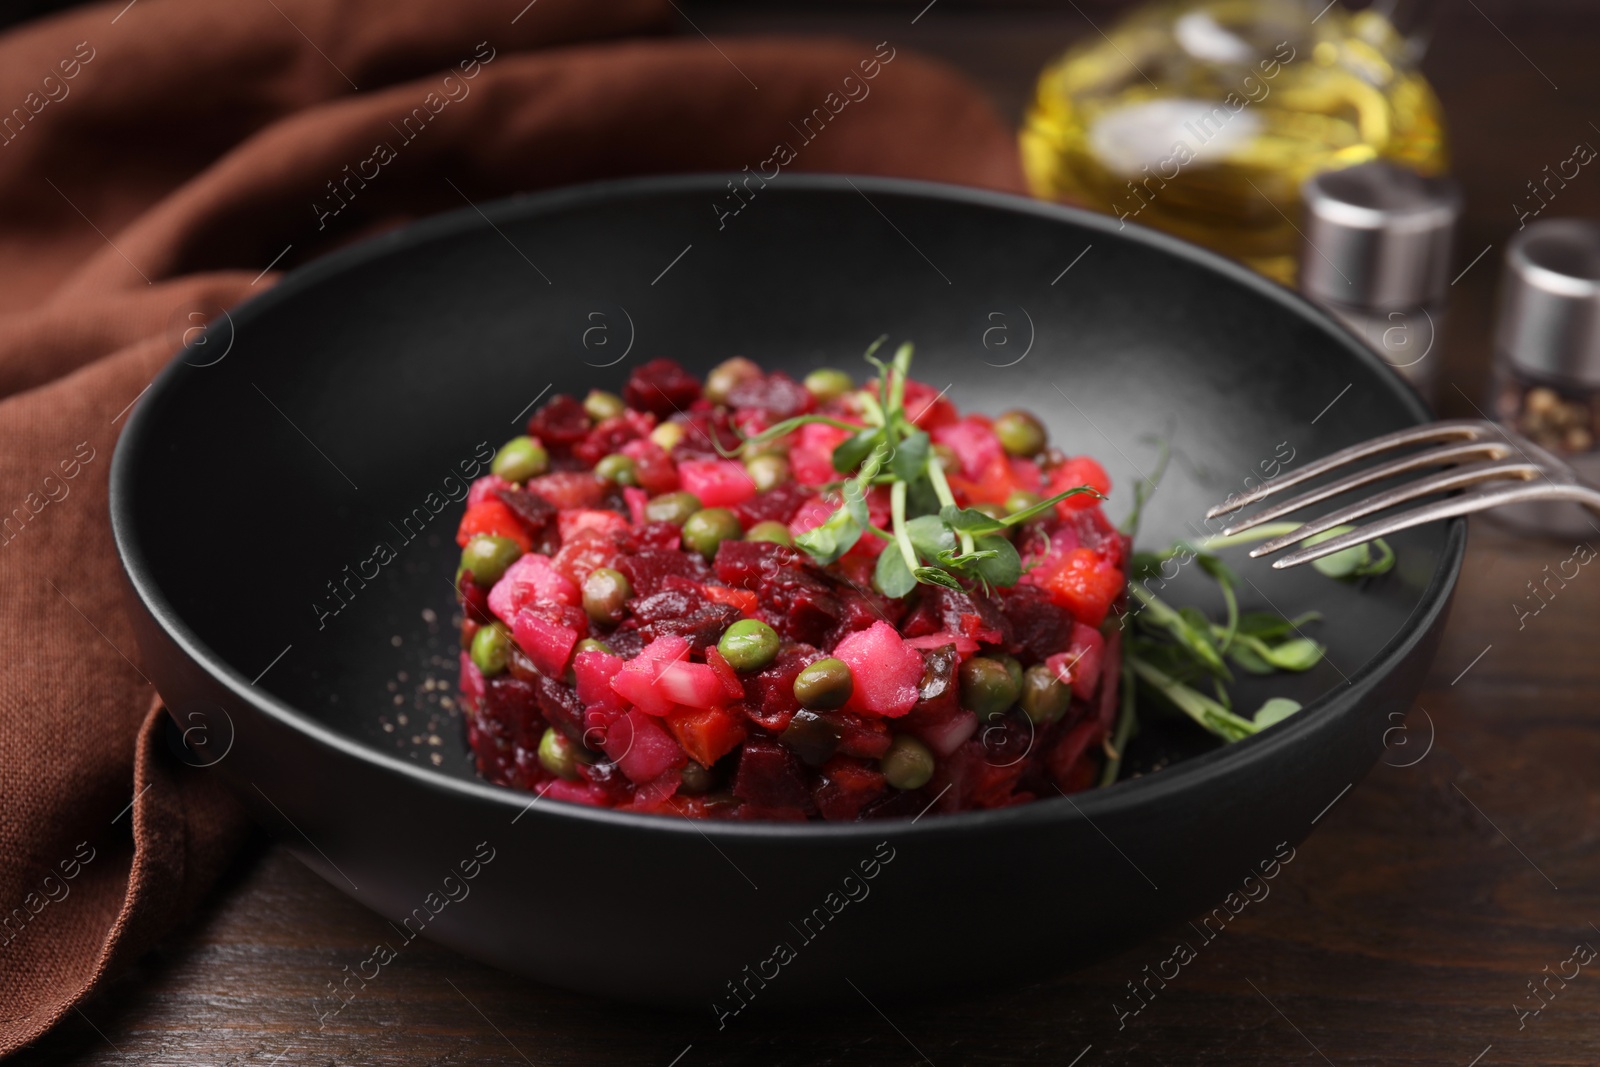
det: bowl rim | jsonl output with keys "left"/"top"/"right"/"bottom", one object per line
{"left": 111, "top": 171, "right": 1466, "bottom": 843}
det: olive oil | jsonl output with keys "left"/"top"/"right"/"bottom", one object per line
{"left": 1020, "top": 0, "right": 1448, "bottom": 283}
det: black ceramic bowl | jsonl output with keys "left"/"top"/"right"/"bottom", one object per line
{"left": 111, "top": 175, "right": 1462, "bottom": 1008}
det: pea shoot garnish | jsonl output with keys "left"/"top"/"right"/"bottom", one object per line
{"left": 718, "top": 337, "right": 1103, "bottom": 597}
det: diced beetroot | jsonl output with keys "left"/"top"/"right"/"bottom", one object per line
{"left": 456, "top": 570, "right": 494, "bottom": 624}
{"left": 624, "top": 358, "right": 702, "bottom": 416}
{"left": 620, "top": 438, "right": 680, "bottom": 495}
{"left": 833, "top": 713, "right": 892, "bottom": 760}
{"left": 934, "top": 418, "right": 1006, "bottom": 480}
{"left": 908, "top": 710, "right": 979, "bottom": 757}
{"left": 1046, "top": 622, "right": 1106, "bottom": 702}
{"left": 901, "top": 378, "right": 958, "bottom": 429}
{"left": 549, "top": 527, "right": 620, "bottom": 587}
{"left": 787, "top": 493, "right": 836, "bottom": 537}
{"left": 1047, "top": 718, "right": 1103, "bottom": 790}
{"left": 495, "top": 487, "right": 559, "bottom": 543}
{"left": 534, "top": 673, "right": 586, "bottom": 738}
{"left": 812, "top": 756, "right": 887, "bottom": 821}
{"left": 609, "top": 635, "right": 691, "bottom": 716}
{"left": 665, "top": 705, "right": 748, "bottom": 766}
{"left": 615, "top": 547, "right": 711, "bottom": 598}
{"left": 527, "top": 394, "right": 591, "bottom": 448}
{"left": 512, "top": 610, "right": 581, "bottom": 676}
{"left": 631, "top": 585, "right": 741, "bottom": 653}
{"left": 574, "top": 410, "right": 654, "bottom": 468}
{"left": 789, "top": 447, "right": 835, "bottom": 487}
{"left": 731, "top": 481, "right": 810, "bottom": 527}
{"left": 480, "top": 674, "right": 541, "bottom": 750}
{"left": 457, "top": 500, "right": 533, "bottom": 552}
{"left": 797, "top": 420, "right": 854, "bottom": 456}
{"left": 557, "top": 508, "right": 629, "bottom": 543}
{"left": 727, "top": 371, "right": 813, "bottom": 418}
{"left": 458, "top": 650, "right": 485, "bottom": 703}
{"left": 741, "top": 643, "right": 813, "bottom": 733}
{"left": 603, "top": 708, "right": 688, "bottom": 783}
{"left": 898, "top": 586, "right": 1008, "bottom": 648}
{"left": 656, "top": 660, "right": 728, "bottom": 709}
{"left": 467, "top": 474, "right": 513, "bottom": 508}
{"left": 703, "top": 646, "right": 747, "bottom": 701}
{"left": 713, "top": 539, "right": 800, "bottom": 589}
{"left": 733, "top": 738, "right": 812, "bottom": 810}
{"left": 1095, "top": 627, "right": 1122, "bottom": 731}
{"left": 488, "top": 552, "right": 580, "bottom": 622}
{"left": 573, "top": 648, "right": 628, "bottom": 716}
{"left": 998, "top": 582, "right": 1076, "bottom": 664}
{"left": 755, "top": 567, "right": 842, "bottom": 647}
{"left": 524, "top": 470, "right": 606, "bottom": 510}
{"left": 626, "top": 769, "right": 682, "bottom": 812}
{"left": 834, "top": 621, "right": 925, "bottom": 718}
{"left": 542, "top": 779, "right": 605, "bottom": 807}
{"left": 667, "top": 405, "right": 743, "bottom": 461}
{"left": 678, "top": 459, "right": 757, "bottom": 508}
{"left": 904, "top": 631, "right": 979, "bottom": 654}
{"left": 623, "top": 486, "right": 650, "bottom": 526}
{"left": 1009, "top": 456, "right": 1043, "bottom": 494}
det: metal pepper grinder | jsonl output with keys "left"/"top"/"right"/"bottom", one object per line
{"left": 1298, "top": 161, "right": 1463, "bottom": 403}
{"left": 1489, "top": 219, "right": 1600, "bottom": 539}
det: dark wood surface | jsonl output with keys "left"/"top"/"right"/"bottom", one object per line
{"left": 16, "top": 3, "right": 1600, "bottom": 1064}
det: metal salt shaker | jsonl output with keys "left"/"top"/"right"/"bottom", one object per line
{"left": 1489, "top": 219, "right": 1600, "bottom": 538}
{"left": 1298, "top": 161, "right": 1463, "bottom": 402}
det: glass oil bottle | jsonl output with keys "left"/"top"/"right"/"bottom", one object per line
{"left": 1020, "top": 0, "right": 1449, "bottom": 284}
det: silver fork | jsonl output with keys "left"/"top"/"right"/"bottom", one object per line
{"left": 1204, "top": 418, "right": 1600, "bottom": 569}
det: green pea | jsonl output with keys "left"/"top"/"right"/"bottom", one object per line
{"left": 794, "top": 657, "right": 853, "bottom": 711}
{"left": 706, "top": 356, "right": 762, "bottom": 404}
{"left": 999, "top": 654, "right": 1025, "bottom": 693}
{"left": 582, "top": 567, "right": 632, "bottom": 625}
{"left": 492, "top": 435, "right": 549, "bottom": 482}
{"left": 470, "top": 624, "right": 512, "bottom": 676}
{"left": 682, "top": 507, "right": 742, "bottom": 560}
{"left": 537, "top": 727, "right": 581, "bottom": 781}
{"left": 644, "top": 491, "right": 702, "bottom": 526}
{"left": 804, "top": 368, "right": 854, "bottom": 402}
{"left": 680, "top": 761, "right": 718, "bottom": 795}
{"left": 717, "top": 619, "right": 780, "bottom": 672}
{"left": 972, "top": 502, "right": 1012, "bottom": 539}
{"left": 959, "top": 656, "right": 1021, "bottom": 717}
{"left": 650, "top": 422, "right": 685, "bottom": 452}
{"left": 1019, "top": 664, "right": 1072, "bottom": 724}
{"left": 1005, "top": 490, "right": 1041, "bottom": 517}
{"left": 746, "top": 453, "right": 790, "bottom": 492}
{"left": 881, "top": 734, "right": 935, "bottom": 791}
{"left": 931, "top": 443, "right": 961, "bottom": 472}
{"left": 583, "top": 389, "right": 626, "bottom": 422}
{"left": 994, "top": 410, "right": 1047, "bottom": 457}
{"left": 575, "top": 637, "right": 614, "bottom": 657}
{"left": 594, "top": 453, "right": 637, "bottom": 486}
{"left": 745, "top": 520, "right": 793, "bottom": 546}
{"left": 458, "top": 535, "right": 523, "bottom": 586}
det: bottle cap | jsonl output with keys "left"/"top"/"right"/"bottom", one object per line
{"left": 1496, "top": 219, "right": 1600, "bottom": 386}
{"left": 1299, "top": 161, "right": 1462, "bottom": 310}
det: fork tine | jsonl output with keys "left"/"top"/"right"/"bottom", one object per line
{"left": 1219, "top": 439, "right": 1513, "bottom": 536}
{"left": 1246, "top": 458, "right": 1543, "bottom": 557}
{"left": 1204, "top": 419, "right": 1493, "bottom": 520}
{"left": 1269, "top": 482, "right": 1548, "bottom": 568}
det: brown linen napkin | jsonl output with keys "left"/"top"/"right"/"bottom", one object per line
{"left": 0, "top": 0, "right": 1025, "bottom": 1054}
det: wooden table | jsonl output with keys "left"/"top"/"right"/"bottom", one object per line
{"left": 15, "top": 3, "right": 1600, "bottom": 1064}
